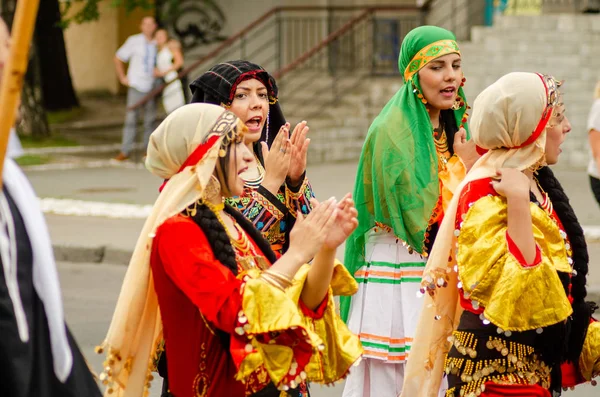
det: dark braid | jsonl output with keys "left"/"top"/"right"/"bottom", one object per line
{"left": 188, "top": 202, "right": 238, "bottom": 275}
{"left": 536, "top": 166, "right": 597, "bottom": 362}
{"left": 185, "top": 201, "right": 278, "bottom": 350}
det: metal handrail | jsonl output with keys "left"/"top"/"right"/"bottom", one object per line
{"left": 273, "top": 9, "right": 371, "bottom": 80}
{"left": 128, "top": 4, "right": 422, "bottom": 111}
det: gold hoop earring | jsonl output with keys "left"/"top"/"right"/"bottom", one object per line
{"left": 203, "top": 175, "right": 222, "bottom": 202}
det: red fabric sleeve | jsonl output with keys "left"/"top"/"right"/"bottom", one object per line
{"left": 456, "top": 178, "right": 497, "bottom": 229}
{"left": 154, "top": 216, "right": 243, "bottom": 334}
{"left": 299, "top": 291, "right": 330, "bottom": 320}
{"left": 506, "top": 231, "right": 542, "bottom": 268}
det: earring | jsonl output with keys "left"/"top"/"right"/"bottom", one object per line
{"left": 265, "top": 112, "right": 270, "bottom": 143}
{"left": 461, "top": 77, "right": 466, "bottom": 87}
{"left": 452, "top": 98, "right": 461, "bottom": 111}
{"left": 411, "top": 81, "right": 427, "bottom": 105}
{"left": 203, "top": 175, "right": 222, "bottom": 202}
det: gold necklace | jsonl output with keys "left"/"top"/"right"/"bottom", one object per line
{"left": 183, "top": 199, "right": 224, "bottom": 218}
{"left": 432, "top": 125, "right": 451, "bottom": 168}
{"left": 228, "top": 222, "right": 255, "bottom": 257}
{"left": 245, "top": 154, "right": 265, "bottom": 188}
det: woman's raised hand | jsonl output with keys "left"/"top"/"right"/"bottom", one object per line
{"left": 261, "top": 123, "right": 292, "bottom": 194}
{"left": 287, "top": 197, "right": 338, "bottom": 263}
{"left": 319, "top": 193, "right": 358, "bottom": 250}
{"left": 287, "top": 121, "right": 311, "bottom": 186}
{"left": 453, "top": 128, "right": 479, "bottom": 171}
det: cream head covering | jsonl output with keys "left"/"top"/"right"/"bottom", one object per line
{"left": 97, "top": 103, "right": 241, "bottom": 397}
{"left": 401, "top": 72, "right": 562, "bottom": 396}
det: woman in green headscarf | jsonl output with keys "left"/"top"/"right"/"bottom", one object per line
{"left": 341, "top": 26, "right": 478, "bottom": 397}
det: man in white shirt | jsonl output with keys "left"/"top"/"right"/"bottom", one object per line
{"left": 114, "top": 16, "right": 157, "bottom": 161}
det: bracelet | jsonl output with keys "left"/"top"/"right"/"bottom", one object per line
{"left": 264, "top": 269, "right": 293, "bottom": 287}
{"left": 260, "top": 273, "right": 287, "bottom": 291}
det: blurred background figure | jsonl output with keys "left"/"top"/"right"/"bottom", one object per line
{"left": 154, "top": 28, "right": 185, "bottom": 114}
{"left": 587, "top": 81, "right": 600, "bottom": 206}
{"left": 113, "top": 16, "right": 157, "bottom": 161}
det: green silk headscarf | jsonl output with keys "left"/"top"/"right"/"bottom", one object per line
{"left": 340, "top": 26, "right": 469, "bottom": 322}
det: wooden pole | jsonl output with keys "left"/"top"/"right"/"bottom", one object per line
{"left": 0, "top": 0, "right": 41, "bottom": 187}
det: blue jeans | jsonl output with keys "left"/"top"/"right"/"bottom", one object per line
{"left": 121, "top": 87, "right": 156, "bottom": 156}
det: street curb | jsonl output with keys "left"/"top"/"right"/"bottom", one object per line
{"left": 51, "top": 242, "right": 600, "bottom": 311}
{"left": 22, "top": 143, "right": 143, "bottom": 156}
{"left": 53, "top": 244, "right": 132, "bottom": 266}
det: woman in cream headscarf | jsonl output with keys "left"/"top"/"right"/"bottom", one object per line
{"left": 402, "top": 72, "right": 600, "bottom": 397}
{"left": 97, "top": 103, "right": 362, "bottom": 397}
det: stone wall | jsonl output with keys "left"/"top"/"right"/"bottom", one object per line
{"left": 460, "top": 14, "right": 600, "bottom": 168}
{"left": 295, "top": 14, "right": 600, "bottom": 168}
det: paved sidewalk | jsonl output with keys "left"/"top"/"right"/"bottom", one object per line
{"left": 29, "top": 160, "right": 600, "bottom": 397}
{"left": 25, "top": 162, "right": 600, "bottom": 305}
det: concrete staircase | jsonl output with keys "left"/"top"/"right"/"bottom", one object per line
{"left": 281, "top": 13, "right": 600, "bottom": 167}
{"left": 460, "top": 13, "right": 600, "bottom": 168}
{"left": 280, "top": 72, "right": 402, "bottom": 164}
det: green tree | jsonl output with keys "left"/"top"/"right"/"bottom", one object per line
{"left": 60, "top": 0, "right": 155, "bottom": 27}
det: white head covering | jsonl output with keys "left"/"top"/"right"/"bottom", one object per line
{"left": 98, "top": 103, "right": 240, "bottom": 396}
{"left": 402, "top": 72, "right": 562, "bottom": 396}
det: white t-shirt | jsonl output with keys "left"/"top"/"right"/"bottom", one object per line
{"left": 587, "top": 99, "right": 600, "bottom": 178}
{"left": 116, "top": 34, "right": 157, "bottom": 93}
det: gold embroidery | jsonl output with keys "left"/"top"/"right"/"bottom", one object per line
{"left": 445, "top": 332, "right": 551, "bottom": 396}
{"left": 404, "top": 39, "right": 461, "bottom": 81}
{"left": 194, "top": 343, "right": 210, "bottom": 397}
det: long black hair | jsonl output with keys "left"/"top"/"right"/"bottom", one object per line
{"left": 527, "top": 166, "right": 597, "bottom": 393}
{"left": 536, "top": 166, "right": 596, "bottom": 360}
{"left": 441, "top": 108, "right": 460, "bottom": 155}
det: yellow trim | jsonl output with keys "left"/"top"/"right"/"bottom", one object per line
{"left": 403, "top": 39, "right": 461, "bottom": 82}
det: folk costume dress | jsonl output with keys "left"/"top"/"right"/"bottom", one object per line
{"left": 97, "top": 104, "right": 362, "bottom": 397}
{"left": 190, "top": 61, "right": 314, "bottom": 256}
{"left": 341, "top": 26, "right": 469, "bottom": 397}
{"left": 402, "top": 73, "right": 600, "bottom": 397}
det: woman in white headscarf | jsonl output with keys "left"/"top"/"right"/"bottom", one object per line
{"left": 97, "top": 103, "right": 362, "bottom": 397}
{"left": 402, "top": 72, "right": 600, "bottom": 397}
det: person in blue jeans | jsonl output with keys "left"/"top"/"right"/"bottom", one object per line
{"left": 113, "top": 16, "right": 158, "bottom": 161}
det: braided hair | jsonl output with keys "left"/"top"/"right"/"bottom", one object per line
{"left": 536, "top": 166, "right": 597, "bottom": 362}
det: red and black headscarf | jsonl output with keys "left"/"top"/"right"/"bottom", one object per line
{"left": 189, "top": 60, "right": 287, "bottom": 163}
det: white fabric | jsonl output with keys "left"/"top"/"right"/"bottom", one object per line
{"left": 343, "top": 359, "right": 404, "bottom": 397}
{"left": 344, "top": 228, "right": 425, "bottom": 396}
{"left": 7, "top": 128, "right": 23, "bottom": 158}
{"left": 1, "top": 158, "right": 72, "bottom": 382}
{"left": 156, "top": 47, "right": 185, "bottom": 114}
{"left": 342, "top": 359, "right": 447, "bottom": 397}
{"left": 116, "top": 34, "right": 157, "bottom": 93}
{"left": 587, "top": 99, "right": 600, "bottom": 178}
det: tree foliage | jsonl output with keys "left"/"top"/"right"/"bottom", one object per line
{"left": 59, "top": 0, "right": 181, "bottom": 27}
